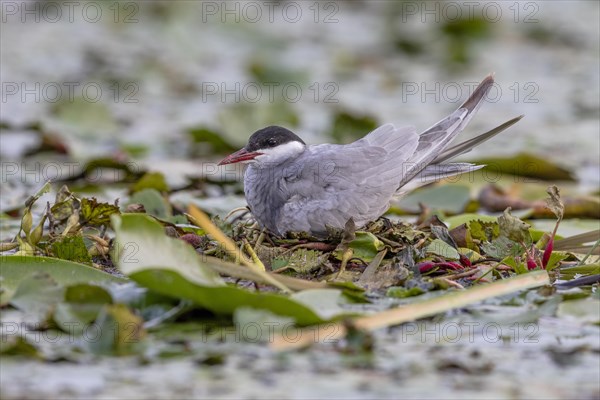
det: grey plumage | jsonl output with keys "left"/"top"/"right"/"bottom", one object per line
{"left": 227, "top": 75, "right": 521, "bottom": 236}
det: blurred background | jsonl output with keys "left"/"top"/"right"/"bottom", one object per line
{"left": 1, "top": 1, "right": 599, "bottom": 211}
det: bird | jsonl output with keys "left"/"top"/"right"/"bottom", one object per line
{"left": 218, "top": 75, "right": 522, "bottom": 237}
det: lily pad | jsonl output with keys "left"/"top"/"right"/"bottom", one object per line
{"left": 556, "top": 298, "right": 600, "bottom": 324}
{"left": 399, "top": 185, "right": 471, "bottom": 214}
{"left": 126, "top": 189, "right": 171, "bottom": 219}
{"left": 0, "top": 255, "right": 124, "bottom": 305}
{"left": 112, "top": 214, "right": 356, "bottom": 325}
{"left": 130, "top": 172, "right": 169, "bottom": 194}
{"left": 473, "top": 153, "right": 575, "bottom": 181}
{"left": 129, "top": 269, "right": 333, "bottom": 326}
{"left": 54, "top": 97, "right": 118, "bottom": 135}
{"left": 8, "top": 273, "right": 64, "bottom": 323}
{"left": 187, "top": 126, "right": 237, "bottom": 155}
{"left": 445, "top": 213, "right": 498, "bottom": 229}
{"left": 218, "top": 102, "right": 299, "bottom": 147}
{"left": 329, "top": 111, "right": 378, "bottom": 144}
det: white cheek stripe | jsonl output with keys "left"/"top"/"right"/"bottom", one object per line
{"left": 256, "top": 141, "right": 305, "bottom": 162}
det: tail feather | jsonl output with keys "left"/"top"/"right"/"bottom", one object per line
{"left": 420, "top": 73, "right": 495, "bottom": 138}
{"left": 397, "top": 163, "right": 484, "bottom": 194}
{"left": 434, "top": 115, "right": 524, "bottom": 163}
{"left": 397, "top": 74, "right": 495, "bottom": 189}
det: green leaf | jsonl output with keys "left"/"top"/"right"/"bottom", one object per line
{"left": 130, "top": 172, "right": 169, "bottom": 194}
{"left": 545, "top": 251, "right": 569, "bottom": 271}
{"left": 426, "top": 239, "right": 460, "bottom": 260}
{"left": 386, "top": 286, "right": 425, "bottom": 298}
{"left": 65, "top": 283, "right": 113, "bottom": 304}
{"left": 458, "top": 248, "right": 484, "bottom": 263}
{"left": 469, "top": 220, "right": 500, "bottom": 242}
{"left": 127, "top": 189, "right": 171, "bottom": 219}
{"left": 498, "top": 208, "right": 531, "bottom": 244}
{"left": 445, "top": 213, "right": 498, "bottom": 229}
{"left": 500, "top": 256, "right": 528, "bottom": 274}
{"left": 0, "top": 255, "right": 125, "bottom": 305}
{"left": 82, "top": 158, "right": 141, "bottom": 182}
{"left": 50, "top": 197, "right": 76, "bottom": 222}
{"left": 187, "top": 126, "right": 237, "bottom": 154}
{"left": 335, "top": 232, "right": 384, "bottom": 262}
{"left": 481, "top": 237, "right": 525, "bottom": 259}
{"left": 80, "top": 198, "right": 120, "bottom": 226}
{"left": 51, "top": 234, "right": 92, "bottom": 264}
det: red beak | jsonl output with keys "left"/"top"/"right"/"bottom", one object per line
{"left": 218, "top": 148, "right": 262, "bottom": 165}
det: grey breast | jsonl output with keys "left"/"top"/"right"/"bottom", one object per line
{"left": 244, "top": 163, "right": 289, "bottom": 235}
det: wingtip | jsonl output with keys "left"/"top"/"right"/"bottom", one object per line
{"left": 506, "top": 115, "right": 525, "bottom": 125}
{"left": 461, "top": 74, "right": 495, "bottom": 112}
{"left": 503, "top": 115, "right": 525, "bottom": 128}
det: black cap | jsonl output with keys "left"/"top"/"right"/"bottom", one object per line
{"left": 245, "top": 126, "right": 306, "bottom": 152}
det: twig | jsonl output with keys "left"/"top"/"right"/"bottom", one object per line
{"left": 438, "top": 278, "right": 465, "bottom": 290}
{"left": 578, "top": 238, "right": 600, "bottom": 266}
{"left": 254, "top": 229, "right": 266, "bottom": 247}
{"left": 243, "top": 238, "right": 267, "bottom": 271}
{"left": 187, "top": 206, "right": 248, "bottom": 266}
{"left": 144, "top": 301, "right": 192, "bottom": 329}
{"left": 554, "top": 230, "right": 600, "bottom": 250}
{"left": 439, "top": 268, "right": 479, "bottom": 280}
{"left": 203, "top": 255, "right": 326, "bottom": 290}
{"left": 472, "top": 262, "right": 499, "bottom": 284}
{"left": 187, "top": 205, "right": 291, "bottom": 293}
{"left": 377, "top": 236, "right": 403, "bottom": 248}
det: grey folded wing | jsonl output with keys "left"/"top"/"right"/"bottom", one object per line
{"left": 277, "top": 124, "right": 419, "bottom": 234}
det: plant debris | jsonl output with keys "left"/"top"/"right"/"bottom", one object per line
{"left": 1, "top": 182, "right": 598, "bottom": 360}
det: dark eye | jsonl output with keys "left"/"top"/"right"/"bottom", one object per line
{"left": 267, "top": 138, "right": 277, "bottom": 147}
